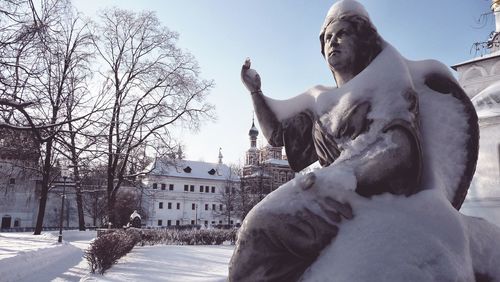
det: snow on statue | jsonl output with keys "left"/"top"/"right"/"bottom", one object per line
{"left": 229, "top": 0, "right": 500, "bottom": 281}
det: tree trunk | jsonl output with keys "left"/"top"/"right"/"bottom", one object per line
{"left": 34, "top": 140, "right": 54, "bottom": 235}
{"left": 33, "top": 187, "right": 48, "bottom": 235}
{"left": 106, "top": 167, "right": 116, "bottom": 227}
{"left": 72, "top": 164, "right": 85, "bottom": 230}
{"left": 75, "top": 184, "right": 85, "bottom": 230}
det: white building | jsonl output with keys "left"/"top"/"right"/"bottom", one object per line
{"left": 141, "top": 151, "right": 240, "bottom": 227}
{"left": 451, "top": 0, "right": 500, "bottom": 225}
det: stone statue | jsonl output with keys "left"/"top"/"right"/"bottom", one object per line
{"left": 229, "top": 0, "right": 500, "bottom": 281}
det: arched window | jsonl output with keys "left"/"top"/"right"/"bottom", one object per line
{"left": 463, "top": 66, "right": 486, "bottom": 81}
{"left": 492, "top": 61, "right": 500, "bottom": 75}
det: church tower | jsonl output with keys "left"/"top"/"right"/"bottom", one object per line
{"left": 245, "top": 118, "right": 259, "bottom": 166}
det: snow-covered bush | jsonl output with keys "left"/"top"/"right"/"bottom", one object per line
{"left": 85, "top": 230, "right": 141, "bottom": 274}
{"left": 140, "top": 227, "right": 238, "bottom": 246}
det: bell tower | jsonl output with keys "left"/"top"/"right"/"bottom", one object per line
{"left": 245, "top": 118, "right": 259, "bottom": 166}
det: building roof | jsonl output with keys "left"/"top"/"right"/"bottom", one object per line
{"left": 451, "top": 50, "right": 500, "bottom": 70}
{"left": 262, "top": 158, "right": 291, "bottom": 167}
{"left": 146, "top": 158, "right": 239, "bottom": 181}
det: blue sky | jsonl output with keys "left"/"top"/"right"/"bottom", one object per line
{"left": 73, "top": 0, "right": 495, "bottom": 166}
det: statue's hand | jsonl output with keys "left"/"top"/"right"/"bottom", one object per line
{"left": 241, "top": 58, "right": 261, "bottom": 93}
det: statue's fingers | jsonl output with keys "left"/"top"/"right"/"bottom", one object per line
{"left": 243, "top": 58, "right": 251, "bottom": 69}
{"left": 317, "top": 202, "right": 341, "bottom": 223}
{"left": 300, "top": 172, "right": 316, "bottom": 190}
{"left": 324, "top": 209, "right": 341, "bottom": 223}
{"left": 325, "top": 197, "right": 353, "bottom": 220}
{"left": 255, "top": 73, "right": 261, "bottom": 84}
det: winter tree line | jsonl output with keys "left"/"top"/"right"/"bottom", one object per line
{"left": 0, "top": 0, "right": 215, "bottom": 234}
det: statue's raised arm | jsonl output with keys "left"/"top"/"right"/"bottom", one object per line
{"left": 241, "top": 58, "right": 320, "bottom": 171}
{"left": 240, "top": 59, "right": 279, "bottom": 145}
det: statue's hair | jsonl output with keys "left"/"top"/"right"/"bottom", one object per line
{"left": 319, "top": 14, "right": 383, "bottom": 78}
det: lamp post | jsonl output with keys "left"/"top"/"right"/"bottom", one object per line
{"left": 195, "top": 203, "right": 198, "bottom": 226}
{"left": 58, "top": 166, "right": 68, "bottom": 243}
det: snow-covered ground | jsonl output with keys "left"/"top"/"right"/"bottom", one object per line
{"left": 0, "top": 230, "right": 96, "bottom": 282}
{"left": 0, "top": 230, "right": 234, "bottom": 282}
{"left": 83, "top": 245, "right": 234, "bottom": 282}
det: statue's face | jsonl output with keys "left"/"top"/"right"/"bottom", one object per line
{"left": 323, "top": 20, "right": 357, "bottom": 73}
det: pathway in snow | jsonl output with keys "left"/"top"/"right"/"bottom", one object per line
{"left": 0, "top": 230, "right": 96, "bottom": 282}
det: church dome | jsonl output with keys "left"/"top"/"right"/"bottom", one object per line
{"left": 249, "top": 120, "right": 259, "bottom": 137}
{"left": 472, "top": 81, "right": 500, "bottom": 118}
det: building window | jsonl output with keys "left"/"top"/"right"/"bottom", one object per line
{"left": 230, "top": 220, "right": 234, "bottom": 224}
{"left": 232, "top": 187, "right": 236, "bottom": 194}
{"left": 190, "top": 185, "right": 194, "bottom": 192}
{"left": 219, "top": 220, "right": 222, "bottom": 224}
{"left": 159, "top": 202, "right": 163, "bottom": 209}
{"left": 175, "top": 220, "right": 180, "bottom": 226}
{"left": 204, "top": 220, "right": 208, "bottom": 226}
{"left": 184, "top": 185, "right": 188, "bottom": 192}
{"left": 211, "top": 221, "right": 216, "bottom": 225}
{"left": 192, "top": 203, "right": 196, "bottom": 210}
{"left": 220, "top": 204, "right": 223, "bottom": 211}
{"left": 161, "top": 183, "right": 166, "bottom": 190}
{"left": 152, "top": 183, "right": 157, "bottom": 189}
{"left": 199, "top": 186, "right": 203, "bottom": 192}
{"left": 9, "top": 178, "right": 15, "bottom": 185}
{"left": 168, "top": 202, "right": 172, "bottom": 209}
{"left": 205, "top": 186, "right": 209, "bottom": 193}
{"left": 212, "top": 204, "right": 216, "bottom": 210}
{"left": 158, "top": 220, "right": 163, "bottom": 226}
{"left": 211, "top": 186, "right": 215, "bottom": 193}
{"left": 169, "top": 184, "right": 174, "bottom": 191}
{"left": 205, "top": 204, "right": 208, "bottom": 210}
{"left": 225, "top": 186, "right": 229, "bottom": 193}
{"left": 191, "top": 220, "right": 195, "bottom": 225}
{"left": 167, "top": 220, "right": 171, "bottom": 226}
{"left": 176, "top": 203, "right": 180, "bottom": 209}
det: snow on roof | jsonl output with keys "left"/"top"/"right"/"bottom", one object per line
{"left": 147, "top": 158, "right": 239, "bottom": 181}
{"left": 262, "top": 158, "right": 290, "bottom": 167}
{"left": 472, "top": 81, "right": 500, "bottom": 118}
{"left": 245, "top": 172, "right": 271, "bottom": 178}
{"left": 451, "top": 50, "right": 500, "bottom": 70}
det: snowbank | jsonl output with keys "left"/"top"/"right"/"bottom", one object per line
{"left": 0, "top": 230, "right": 96, "bottom": 282}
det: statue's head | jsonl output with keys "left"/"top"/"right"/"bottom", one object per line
{"left": 320, "top": 0, "right": 383, "bottom": 83}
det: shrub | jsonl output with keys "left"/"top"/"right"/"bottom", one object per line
{"left": 84, "top": 230, "right": 141, "bottom": 274}
{"left": 139, "top": 227, "right": 238, "bottom": 246}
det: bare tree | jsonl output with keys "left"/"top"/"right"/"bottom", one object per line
{"left": 82, "top": 187, "right": 107, "bottom": 227}
{"left": 0, "top": 0, "right": 99, "bottom": 234}
{"left": 214, "top": 165, "right": 240, "bottom": 225}
{"left": 92, "top": 8, "right": 214, "bottom": 225}
{"left": 80, "top": 164, "right": 107, "bottom": 227}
